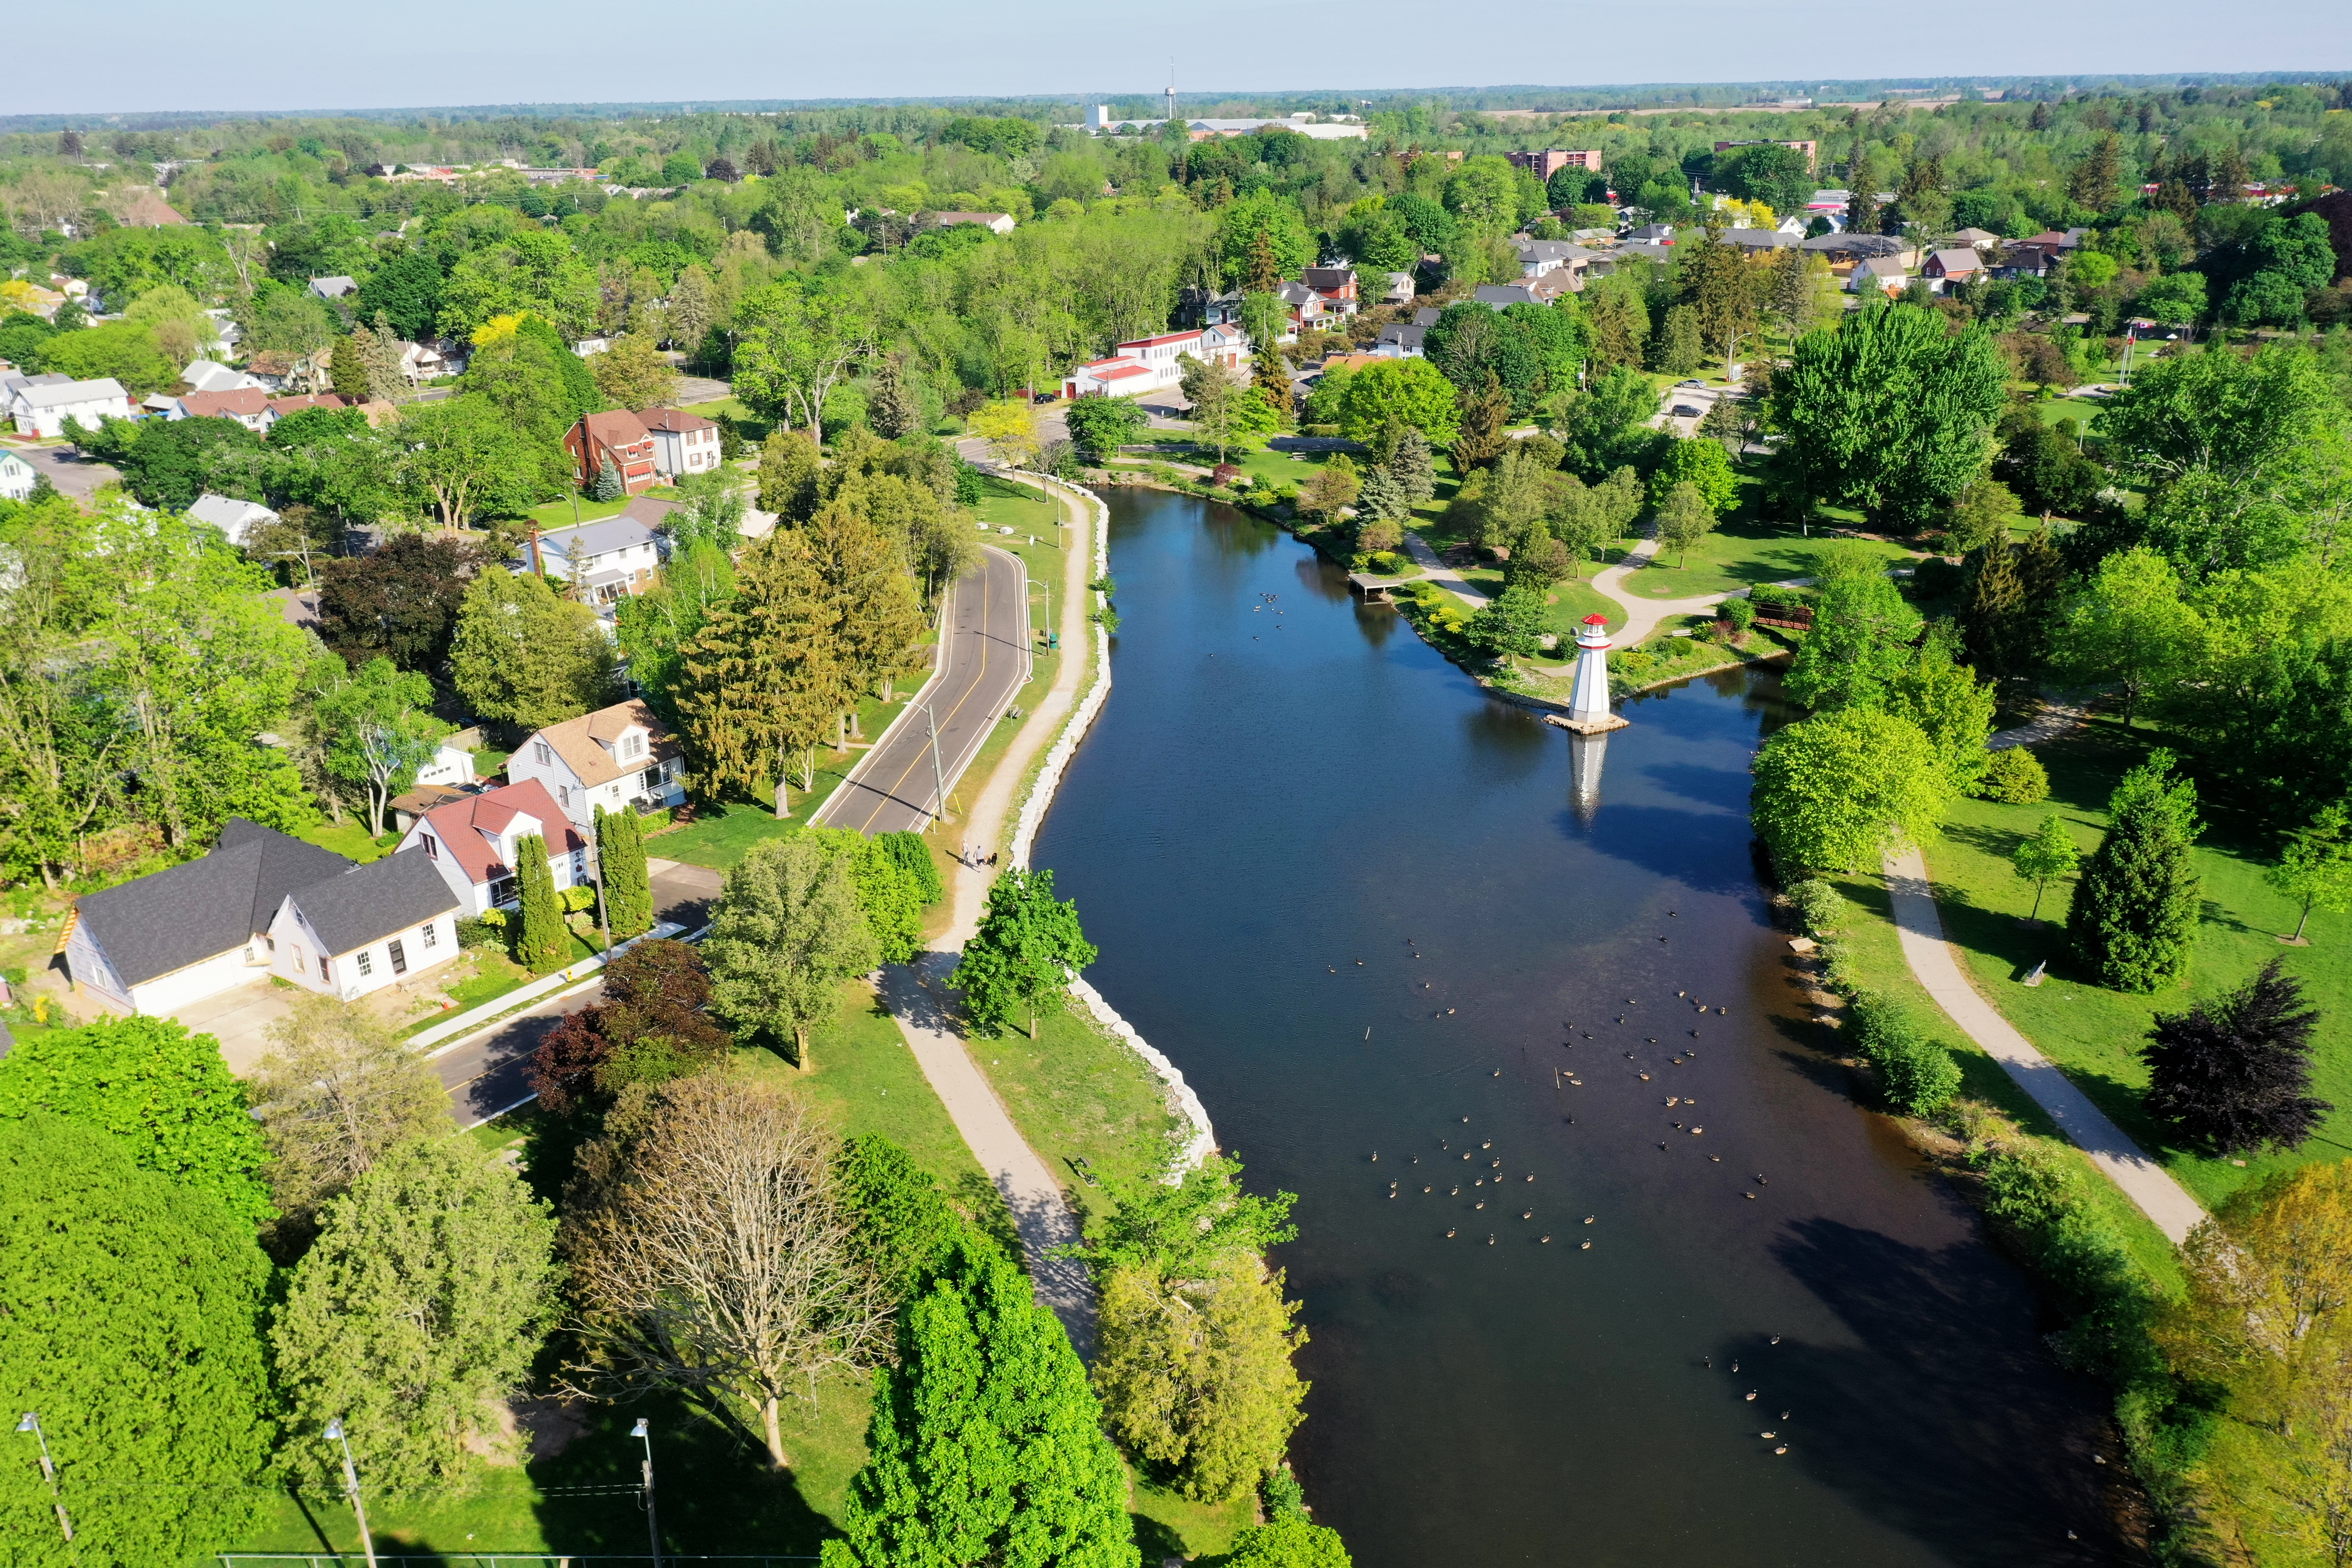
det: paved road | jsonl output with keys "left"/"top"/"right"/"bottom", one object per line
{"left": 7, "top": 443, "right": 122, "bottom": 500}
{"left": 811, "top": 545, "right": 1032, "bottom": 836}
{"left": 433, "top": 860, "right": 722, "bottom": 1125}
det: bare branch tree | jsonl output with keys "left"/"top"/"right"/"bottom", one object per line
{"left": 561, "top": 1072, "right": 891, "bottom": 1468}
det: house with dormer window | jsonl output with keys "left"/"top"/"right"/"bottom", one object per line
{"left": 503, "top": 698, "right": 685, "bottom": 831}
{"left": 394, "top": 779, "right": 591, "bottom": 916}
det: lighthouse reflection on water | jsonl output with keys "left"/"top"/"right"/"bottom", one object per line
{"left": 1559, "top": 612, "right": 1627, "bottom": 825}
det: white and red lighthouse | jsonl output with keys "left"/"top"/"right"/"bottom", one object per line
{"left": 1567, "top": 614, "right": 1619, "bottom": 729}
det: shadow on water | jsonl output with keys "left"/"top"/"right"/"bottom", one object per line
{"left": 1042, "top": 490, "right": 2139, "bottom": 1568}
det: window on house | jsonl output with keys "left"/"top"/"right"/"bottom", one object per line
{"left": 318, "top": 956, "right": 329, "bottom": 982}
{"left": 388, "top": 939, "right": 407, "bottom": 975}
{"left": 421, "top": 921, "right": 438, "bottom": 949}
{"left": 624, "top": 732, "right": 642, "bottom": 760}
{"left": 292, "top": 944, "right": 303, "bottom": 971}
{"left": 558, "top": 784, "right": 570, "bottom": 807}
{"left": 490, "top": 875, "right": 517, "bottom": 906}
{"left": 573, "top": 851, "right": 587, "bottom": 881}
{"left": 534, "top": 741, "right": 552, "bottom": 767}
{"left": 356, "top": 949, "right": 373, "bottom": 978}
{"left": 421, "top": 833, "right": 438, "bottom": 859}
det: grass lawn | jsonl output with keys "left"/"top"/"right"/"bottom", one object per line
{"left": 1114, "top": 433, "right": 1342, "bottom": 496}
{"left": 1129, "top": 1473, "right": 1258, "bottom": 1560}
{"left": 648, "top": 802, "right": 799, "bottom": 869}
{"left": 524, "top": 493, "right": 634, "bottom": 532}
{"left": 474, "top": 747, "right": 512, "bottom": 781}
{"left": 294, "top": 819, "right": 399, "bottom": 864}
{"left": 965, "top": 1000, "right": 1185, "bottom": 1241}
{"left": 1454, "top": 561, "right": 1625, "bottom": 635}
{"left": 1617, "top": 486, "right": 1920, "bottom": 602}
{"left": 400, "top": 950, "right": 539, "bottom": 1037}
{"left": 971, "top": 471, "right": 1063, "bottom": 542}
{"left": 1890, "top": 718, "right": 2352, "bottom": 1213}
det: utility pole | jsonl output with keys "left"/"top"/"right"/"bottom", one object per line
{"left": 927, "top": 705, "right": 948, "bottom": 827}
{"left": 15, "top": 1413, "right": 72, "bottom": 1545}
{"left": 631, "top": 1418, "right": 663, "bottom": 1568}
{"left": 325, "top": 1419, "right": 379, "bottom": 1568}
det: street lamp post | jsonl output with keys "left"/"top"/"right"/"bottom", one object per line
{"left": 324, "top": 1418, "right": 379, "bottom": 1568}
{"left": 15, "top": 1413, "right": 72, "bottom": 1545}
{"left": 926, "top": 704, "right": 948, "bottom": 828}
{"left": 1027, "top": 576, "right": 1054, "bottom": 651}
{"left": 631, "top": 1418, "right": 663, "bottom": 1568}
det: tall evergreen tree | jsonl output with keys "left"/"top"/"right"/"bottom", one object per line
{"left": 677, "top": 529, "right": 845, "bottom": 804}
{"left": 879, "top": 829, "right": 945, "bottom": 906}
{"left": 1388, "top": 426, "right": 1437, "bottom": 505}
{"left": 810, "top": 498, "right": 926, "bottom": 742}
{"left": 2068, "top": 751, "right": 2203, "bottom": 991}
{"left": 824, "top": 1243, "right": 1138, "bottom": 1568}
{"left": 2141, "top": 960, "right": 2331, "bottom": 1155}
{"left": 594, "top": 803, "right": 654, "bottom": 938}
{"left": 1452, "top": 372, "right": 1512, "bottom": 470}
{"left": 514, "top": 832, "right": 570, "bottom": 972}
{"left": 867, "top": 355, "right": 921, "bottom": 440}
{"left": 328, "top": 333, "right": 368, "bottom": 400}
{"left": 594, "top": 453, "right": 624, "bottom": 501}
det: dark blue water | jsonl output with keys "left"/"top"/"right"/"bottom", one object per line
{"left": 1035, "top": 491, "right": 2132, "bottom": 1567}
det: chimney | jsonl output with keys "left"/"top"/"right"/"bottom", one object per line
{"left": 529, "top": 526, "right": 542, "bottom": 577}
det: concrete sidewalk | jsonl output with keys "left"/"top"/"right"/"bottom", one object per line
{"left": 1883, "top": 847, "right": 2206, "bottom": 1243}
{"left": 881, "top": 956, "right": 1096, "bottom": 1354}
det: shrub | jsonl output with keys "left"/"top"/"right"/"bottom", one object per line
{"left": 1786, "top": 878, "right": 1847, "bottom": 936}
{"left": 455, "top": 914, "right": 503, "bottom": 948}
{"left": 1751, "top": 583, "right": 1806, "bottom": 614}
{"left": 560, "top": 885, "right": 599, "bottom": 913}
{"left": 1975, "top": 746, "right": 2050, "bottom": 803}
{"left": 1848, "top": 994, "right": 1963, "bottom": 1116}
{"left": 1720, "top": 596, "right": 1756, "bottom": 632}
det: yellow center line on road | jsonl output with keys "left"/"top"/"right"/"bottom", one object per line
{"left": 844, "top": 551, "right": 1015, "bottom": 834}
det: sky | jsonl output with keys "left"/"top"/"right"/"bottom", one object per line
{"left": 20, "top": 0, "right": 2352, "bottom": 117}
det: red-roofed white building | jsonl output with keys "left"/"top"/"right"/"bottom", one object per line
{"left": 392, "top": 779, "right": 592, "bottom": 916}
{"left": 167, "top": 386, "right": 276, "bottom": 432}
{"left": 1059, "top": 323, "right": 1253, "bottom": 400}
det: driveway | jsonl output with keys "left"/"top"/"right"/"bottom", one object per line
{"left": 430, "top": 858, "right": 722, "bottom": 1126}
{"left": 173, "top": 978, "right": 297, "bottom": 1075}
{"left": 6, "top": 441, "right": 123, "bottom": 501}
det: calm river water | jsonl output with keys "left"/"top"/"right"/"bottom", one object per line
{"left": 1032, "top": 490, "right": 2133, "bottom": 1567}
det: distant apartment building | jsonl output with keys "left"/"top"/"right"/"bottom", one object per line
{"left": 1506, "top": 149, "right": 1604, "bottom": 180}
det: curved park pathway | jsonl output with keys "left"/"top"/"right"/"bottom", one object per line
{"left": 1412, "top": 515, "right": 2206, "bottom": 1242}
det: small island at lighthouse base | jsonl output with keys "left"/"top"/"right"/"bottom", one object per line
{"left": 1543, "top": 612, "right": 1631, "bottom": 734}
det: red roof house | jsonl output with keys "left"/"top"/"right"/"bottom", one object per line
{"left": 564, "top": 410, "right": 659, "bottom": 495}
{"left": 391, "top": 779, "right": 591, "bottom": 916}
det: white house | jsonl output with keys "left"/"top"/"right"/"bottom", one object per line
{"left": 11, "top": 377, "right": 133, "bottom": 438}
{"left": 0, "top": 449, "right": 36, "bottom": 501}
{"left": 61, "top": 818, "right": 439, "bottom": 1015}
{"left": 168, "top": 387, "right": 275, "bottom": 432}
{"left": 1848, "top": 256, "right": 1911, "bottom": 295}
{"left": 506, "top": 698, "right": 685, "bottom": 830}
{"left": 263, "top": 849, "right": 461, "bottom": 1002}
{"left": 185, "top": 493, "right": 281, "bottom": 547}
{"left": 638, "top": 407, "right": 723, "bottom": 478}
{"left": 181, "top": 358, "right": 266, "bottom": 396}
{"left": 928, "top": 211, "right": 1017, "bottom": 235}
{"left": 520, "top": 513, "right": 663, "bottom": 603}
{"left": 1516, "top": 239, "right": 1597, "bottom": 280}
{"left": 395, "top": 779, "right": 591, "bottom": 915}
{"left": 307, "top": 276, "right": 359, "bottom": 303}
{"left": 1060, "top": 323, "right": 1254, "bottom": 401}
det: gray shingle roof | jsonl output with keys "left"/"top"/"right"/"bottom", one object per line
{"left": 77, "top": 819, "right": 352, "bottom": 987}
{"left": 286, "top": 848, "right": 459, "bottom": 956}
{"left": 527, "top": 514, "right": 658, "bottom": 565}
{"left": 16, "top": 379, "right": 128, "bottom": 408}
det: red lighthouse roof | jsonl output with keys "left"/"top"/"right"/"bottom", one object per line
{"left": 1581, "top": 614, "right": 1608, "bottom": 625}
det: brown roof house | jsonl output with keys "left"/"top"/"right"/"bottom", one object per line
{"left": 564, "top": 410, "right": 659, "bottom": 495}
{"left": 168, "top": 386, "right": 275, "bottom": 431}
{"left": 505, "top": 698, "right": 685, "bottom": 830}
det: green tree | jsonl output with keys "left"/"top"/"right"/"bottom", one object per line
{"left": 826, "top": 1243, "right": 1138, "bottom": 1568}
{"left": 2012, "top": 813, "right": 2082, "bottom": 922}
{"left": 732, "top": 273, "right": 882, "bottom": 435}
{"left": 1389, "top": 427, "right": 1436, "bottom": 505}
{"left": 272, "top": 1138, "right": 558, "bottom": 1495}
{"left": 1771, "top": 302, "right": 2008, "bottom": 531}
{"left": 2052, "top": 547, "right": 2201, "bottom": 726}
{"left": 1656, "top": 303, "right": 1705, "bottom": 375}
{"left": 314, "top": 655, "right": 447, "bottom": 837}
{"left": 844, "top": 829, "right": 925, "bottom": 965}
{"left": 1751, "top": 707, "right": 1948, "bottom": 874}
{"left": 1783, "top": 550, "right": 1924, "bottom": 710}
{"left": 33, "top": 318, "right": 178, "bottom": 395}
{"left": 590, "top": 332, "right": 680, "bottom": 412}
{"left": 810, "top": 497, "right": 926, "bottom": 739}
{"left": 836, "top": 1133, "right": 998, "bottom": 1300}
{"left": 1465, "top": 582, "right": 1549, "bottom": 658}
{"left": 594, "top": 453, "right": 624, "bottom": 501}
{"left": 2067, "top": 750, "right": 2204, "bottom": 992}
{"left": 1329, "top": 358, "right": 1461, "bottom": 444}
{"left": 677, "top": 528, "right": 846, "bottom": 802}
{"left": 1223, "top": 1513, "right": 1354, "bottom": 1568}
{"left": 2097, "top": 342, "right": 2338, "bottom": 493}
{"left": 2141, "top": 960, "right": 2330, "bottom": 1155}
{"left": 1095, "top": 1255, "right": 1308, "bottom": 1502}
{"left": 1217, "top": 192, "right": 1315, "bottom": 288}
{"left": 1884, "top": 634, "right": 1998, "bottom": 794}
{"left": 704, "top": 833, "right": 880, "bottom": 1066}
{"left": 248, "top": 994, "right": 452, "bottom": 1241}
{"left": 758, "top": 427, "right": 824, "bottom": 522}
{"left": 448, "top": 565, "right": 619, "bottom": 731}
{"left": 1654, "top": 481, "right": 1719, "bottom": 569}
{"left": 1944, "top": 477, "right": 2021, "bottom": 553}
{"left": 0, "top": 1117, "right": 273, "bottom": 1568}
{"left": 1063, "top": 395, "right": 1150, "bottom": 464}
{"left": 2267, "top": 800, "right": 2352, "bottom": 944}
{"left": 880, "top": 830, "right": 946, "bottom": 906}
{"left": 513, "top": 833, "right": 569, "bottom": 972}
{"left": 951, "top": 866, "right": 1099, "bottom": 1039}
{"left": 1556, "top": 364, "right": 1658, "bottom": 479}
{"left": 0, "top": 1014, "right": 272, "bottom": 1226}
{"left": 594, "top": 803, "right": 655, "bottom": 938}
{"left": 329, "top": 332, "right": 369, "bottom": 400}
{"left": 396, "top": 395, "right": 546, "bottom": 527}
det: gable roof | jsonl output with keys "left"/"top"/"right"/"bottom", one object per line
{"left": 309, "top": 276, "right": 358, "bottom": 298}
{"left": 581, "top": 409, "right": 652, "bottom": 448}
{"left": 184, "top": 360, "right": 263, "bottom": 394}
{"left": 527, "top": 697, "right": 677, "bottom": 789}
{"left": 76, "top": 819, "right": 353, "bottom": 987}
{"left": 186, "top": 493, "right": 278, "bottom": 535}
{"left": 411, "top": 779, "right": 586, "bottom": 888}
{"left": 1926, "top": 248, "right": 1984, "bottom": 272}
{"left": 530, "top": 514, "right": 658, "bottom": 563}
{"left": 19, "top": 379, "right": 127, "bottom": 408}
{"left": 180, "top": 387, "right": 271, "bottom": 419}
{"left": 1472, "top": 283, "right": 1540, "bottom": 307}
{"left": 267, "top": 393, "right": 350, "bottom": 416}
{"left": 285, "top": 848, "right": 458, "bottom": 956}
{"left": 622, "top": 495, "right": 680, "bottom": 529}
{"left": 636, "top": 407, "right": 717, "bottom": 435}
{"left": 113, "top": 188, "right": 187, "bottom": 227}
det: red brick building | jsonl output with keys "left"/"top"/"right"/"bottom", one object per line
{"left": 1506, "top": 149, "right": 1603, "bottom": 180}
{"left": 564, "top": 410, "right": 658, "bottom": 495}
